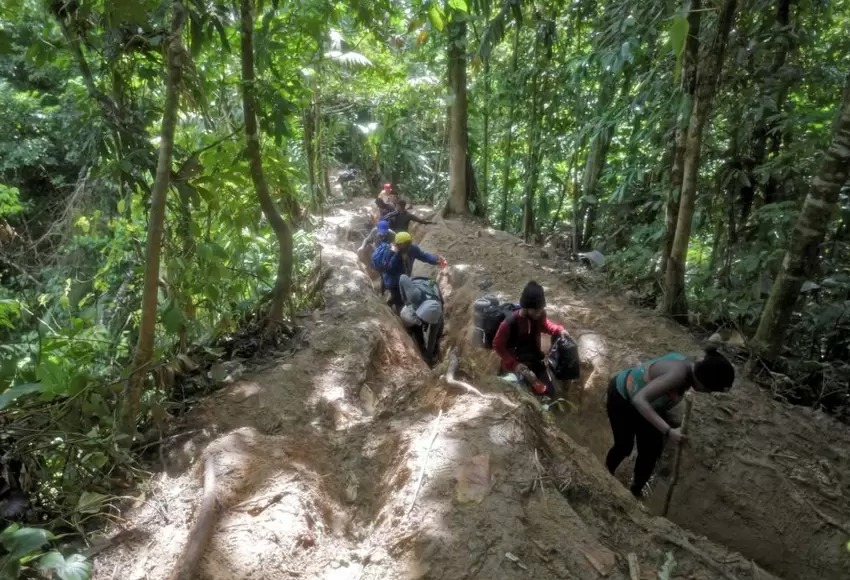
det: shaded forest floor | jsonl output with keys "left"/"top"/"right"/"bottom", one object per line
{"left": 93, "top": 197, "right": 850, "bottom": 580}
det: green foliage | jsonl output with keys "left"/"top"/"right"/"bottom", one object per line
{"left": 668, "top": 15, "right": 689, "bottom": 81}
{"left": 0, "top": 524, "right": 91, "bottom": 580}
{"left": 0, "top": 183, "right": 23, "bottom": 216}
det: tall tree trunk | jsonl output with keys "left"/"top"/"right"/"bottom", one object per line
{"left": 467, "top": 155, "right": 483, "bottom": 216}
{"left": 445, "top": 19, "right": 470, "bottom": 216}
{"left": 500, "top": 23, "right": 520, "bottom": 230}
{"left": 482, "top": 56, "right": 490, "bottom": 210}
{"left": 521, "top": 50, "right": 543, "bottom": 241}
{"left": 662, "top": 0, "right": 737, "bottom": 321}
{"left": 578, "top": 126, "right": 611, "bottom": 248}
{"left": 578, "top": 76, "right": 618, "bottom": 248}
{"left": 550, "top": 148, "right": 579, "bottom": 231}
{"left": 121, "top": 0, "right": 187, "bottom": 433}
{"left": 747, "top": 0, "right": 793, "bottom": 216}
{"left": 751, "top": 90, "right": 850, "bottom": 359}
{"left": 660, "top": 0, "right": 702, "bottom": 279}
{"left": 303, "top": 108, "right": 318, "bottom": 208}
{"left": 240, "top": 0, "right": 294, "bottom": 324}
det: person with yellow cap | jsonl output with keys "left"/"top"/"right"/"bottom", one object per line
{"left": 373, "top": 231, "right": 447, "bottom": 311}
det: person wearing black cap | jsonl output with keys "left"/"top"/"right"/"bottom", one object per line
{"left": 605, "top": 346, "right": 735, "bottom": 498}
{"left": 492, "top": 281, "right": 570, "bottom": 397}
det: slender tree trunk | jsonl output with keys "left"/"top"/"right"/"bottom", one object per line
{"left": 660, "top": 0, "right": 702, "bottom": 279}
{"left": 303, "top": 109, "right": 318, "bottom": 208}
{"left": 521, "top": 49, "right": 542, "bottom": 241}
{"left": 467, "top": 155, "right": 483, "bottom": 216}
{"left": 578, "top": 126, "right": 611, "bottom": 248}
{"left": 121, "top": 0, "right": 187, "bottom": 433}
{"left": 500, "top": 23, "right": 520, "bottom": 230}
{"left": 550, "top": 149, "right": 579, "bottom": 232}
{"left": 314, "top": 57, "right": 331, "bottom": 211}
{"left": 578, "top": 75, "right": 619, "bottom": 248}
{"left": 746, "top": 0, "right": 793, "bottom": 217}
{"left": 240, "top": 0, "right": 294, "bottom": 324}
{"left": 445, "top": 19, "right": 470, "bottom": 216}
{"left": 751, "top": 90, "right": 850, "bottom": 359}
{"left": 662, "top": 0, "right": 737, "bottom": 321}
{"left": 482, "top": 57, "right": 490, "bottom": 209}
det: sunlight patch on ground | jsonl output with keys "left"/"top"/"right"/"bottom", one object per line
{"left": 577, "top": 332, "right": 607, "bottom": 363}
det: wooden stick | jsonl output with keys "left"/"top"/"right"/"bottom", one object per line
{"left": 662, "top": 393, "right": 693, "bottom": 518}
{"left": 170, "top": 456, "right": 218, "bottom": 580}
{"left": 660, "top": 534, "right": 739, "bottom": 580}
{"left": 407, "top": 410, "right": 442, "bottom": 516}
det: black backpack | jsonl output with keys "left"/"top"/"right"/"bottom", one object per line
{"left": 548, "top": 335, "right": 581, "bottom": 380}
{"left": 473, "top": 295, "right": 519, "bottom": 349}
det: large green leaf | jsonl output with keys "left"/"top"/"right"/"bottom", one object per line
{"left": 0, "top": 525, "right": 53, "bottom": 560}
{"left": 448, "top": 0, "right": 468, "bottom": 12}
{"left": 428, "top": 5, "right": 445, "bottom": 32}
{"left": 0, "top": 383, "right": 44, "bottom": 410}
{"left": 669, "top": 15, "right": 689, "bottom": 82}
{"left": 39, "top": 551, "right": 92, "bottom": 580}
{"left": 76, "top": 491, "right": 109, "bottom": 515}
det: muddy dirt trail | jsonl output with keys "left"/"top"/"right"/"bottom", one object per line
{"left": 94, "top": 199, "right": 849, "bottom": 580}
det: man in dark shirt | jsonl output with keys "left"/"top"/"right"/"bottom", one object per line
{"left": 389, "top": 200, "right": 433, "bottom": 232}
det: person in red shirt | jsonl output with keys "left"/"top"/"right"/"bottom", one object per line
{"left": 492, "top": 281, "right": 570, "bottom": 397}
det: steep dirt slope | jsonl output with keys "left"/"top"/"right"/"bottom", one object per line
{"left": 93, "top": 199, "right": 839, "bottom": 580}
{"left": 412, "top": 212, "right": 850, "bottom": 580}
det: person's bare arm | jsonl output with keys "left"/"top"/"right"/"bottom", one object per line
{"left": 631, "top": 367, "right": 687, "bottom": 435}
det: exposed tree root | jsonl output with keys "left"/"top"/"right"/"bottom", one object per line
{"left": 443, "top": 349, "right": 486, "bottom": 397}
{"left": 442, "top": 348, "right": 518, "bottom": 409}
{"left": 169, "top": 456, "right": 218, "bottom": 580}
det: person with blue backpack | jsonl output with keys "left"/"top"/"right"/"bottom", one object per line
{"left": 605, "top": 346, "right": 735, "bottom": 498}
{"left": 371, "top": 231, "right": 447, "bottom": 311}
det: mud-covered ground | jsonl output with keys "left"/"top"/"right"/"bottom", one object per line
{"left": 93, "top": 198, "right": 848, "bottom": 580}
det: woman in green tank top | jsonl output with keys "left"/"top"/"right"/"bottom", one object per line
{"left": 606, "top": 346, "right": 735, "bottom": 498}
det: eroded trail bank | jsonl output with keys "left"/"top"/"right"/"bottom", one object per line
{"left": 94, "top": 200, "right": 846, "bottom": 579}
{"left": 414, "top": 210, "right": 850, "bottom": 580}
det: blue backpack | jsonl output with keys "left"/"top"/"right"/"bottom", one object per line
{"left": 371, "top": 242, "right": 395, "bottom": 273}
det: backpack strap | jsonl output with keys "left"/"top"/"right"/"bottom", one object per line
{"left": 504, "top": 311, "right": 520, "bottom": 348}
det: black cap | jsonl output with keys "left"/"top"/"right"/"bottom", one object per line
{"left": 520, "top": 281, "right": 546, "bottom": 309}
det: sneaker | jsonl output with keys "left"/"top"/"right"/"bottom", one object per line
{"left": 630, "top": 474, "right": 656, "bottom": 498}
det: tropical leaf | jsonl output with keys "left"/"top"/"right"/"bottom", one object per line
{"left": 325, "top": 50, "right": 373, "bottom": 67}
{"left": 0, "top": 525, "right": 54, "bottom": 561}
{"left": 0, "top": 383, "right": 44, "bottom": 410}
{"left": 428, "top": 5, "right": 445, "bottom": 32}
{"left": 669, "top": 15, "right": 689, "bottom": 82}
{"left": 39, "top": 551, "right": 92, "bottom": 580}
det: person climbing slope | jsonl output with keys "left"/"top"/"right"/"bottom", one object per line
{"left": 375, "top": 183, "right": 398, "bottom": 220}
{"left": 358, "top": 220, "right": 396, "bottom": 258}
{"left": 388, "top": 200, "right": 433, "bottom": 232}
{"left": 399, "top": 274, "right": 444, "bottom": 364}
{"left": 605, "top": 346, "right": 735, "bottom": 498}
{"left": 373, "top": 231, "right": 447, "bottom": 311}
{"left": 492, "top": 281, "right": 570, "bottom": 397}
{"left": 358, "top": 220, "right": 396, "bottom": 293}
